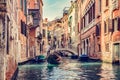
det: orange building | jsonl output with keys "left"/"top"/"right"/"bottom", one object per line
{"left": 111, "top": 0, "right": 120, "bottom": 63}
{"left": 28, "top": 0, "right": 43, "bottom": 57}
{"left": 18, "top": 0, "right": 28, "bottom": 63}
{"left": 79, "top": 0, "right": 101, "bottom": 60}
{"left": 61, "top": 7, "right": 69, "bottom": 48}
{"left": 101, "top": 0, "right": 120, "bottom": 63}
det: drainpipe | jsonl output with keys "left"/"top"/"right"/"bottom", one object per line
{"left": 79, "top": 0, "right": 82, "bottom": 57}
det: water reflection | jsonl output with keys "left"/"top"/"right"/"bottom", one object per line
{"left": 16, "top": 59, "right": 120, "bottom": 80}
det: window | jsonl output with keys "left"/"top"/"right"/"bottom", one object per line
{"left": 87, "top": 3, "right": 95, "bottom": 24}
{"left": 99, "top": 0, "right": 101, "bottom": 13}
{"left": 82, "top": 3, "right": 95, "bottom": 28}
{"left": 113, "top": 17, "right": 120, "bottom": 32}
{"left": 23, "top": 0, "right": 27, "bottom": 15}
{"left": 96, "top": 23, "right": 101, "bottom": 36}
{"left": 43, "top": 29, "right": 46, "bottom": 38}
{"left": 20, "top": 0, "right": 23, "bottom": 11}
{"left": 104, "top": 21, "right": 107, "bottom": 33}
{"left": 86, "top": 13, "right": 89, "bottom": 26}
{"left": 83, "top": 40, "right": 85, "bottom": 50}
{"left": 21, "top": 20, "right": 27, "bottom": 36}
{"left": 106, "top": 0, "right": 109, "bottom": 6}
{"left": 7, "top": 17, "right": 10, "bottom": 54}
{"left": 83, "top": 17, "right": 85, "bottom": 28}
{"left": 81, "top": 17, "right": 85, "bottom": 29}
{"left": 114, "top": 18, "right": 118, "bottom": 31}
{"left": 89, "top": 8, "right": 92, "bottom": 22}
{"left": 98, "top": 44, "right": 101, "bottom": 52}
{"left": 104, "top": 19, "right": 109, "bottom": 34}
{"left": 85, "top": 14, "right": 87, "bottom": 26}
{"left": 93, "top": 4, "right": 95, "bottom": 19}
{"left": 81, "top": 18, "right": 83, "bottom": 29}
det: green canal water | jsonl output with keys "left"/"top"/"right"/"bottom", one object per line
{"left": 16, "top": 58, "right": 120, "bottom": 80}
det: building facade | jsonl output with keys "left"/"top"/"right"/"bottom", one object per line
{"left": 101, "top": 0, "right": 120, "bottom": 63}
{"left": 0, "top": 0, "right": 44, "bottom": 79}
{"left": 18, "top": 0, "right": 28, "bottom": 63}
{"left": 78, "top": 0, "right": 120, "bottom": 63}
{"left": 42, "top": 18, "right": 48, "bottom": 54}
{"left": 0, "top": 0, "right": 18, "bottom": 79}
{"left": 61, "top": 7, "right": 69, "bottom": 48}
{"left": 28, "top": 0, "right": 43, "bottom": 57}
{"left": 79, "top": 0, "right": 101, "bottom": 59}
{"left": 68, "top": 1, "right": 79, "bottom": 55}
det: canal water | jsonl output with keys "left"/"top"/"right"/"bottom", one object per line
{"left": 16, "top": 58, "right": 120, "bottom": 80}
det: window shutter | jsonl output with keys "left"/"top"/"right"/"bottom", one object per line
{"left": 81, "top": 18, "right": 83, "bottom": 29}
{"left": 108, "top": 19, "right": 113, "bottom": 32}
{"left": 25, "top": 24, "right": 27, "bottom": 36}
{"left": 104, "top": 21, "right": 106, "bottom": 33}
{"left": 21, "top": 20, "right": 23, "bottom": 34}
{"left": 96, "top": 24, "right": 99, "bottom": 36}
{"left": 112, "top": 19, "right": 114, "bottom": 32}
{"left": 118, "top": 17, "right": 120, "bottom": 31}
{"left": 23, "top": 22, "right": 25, "bottom": 36}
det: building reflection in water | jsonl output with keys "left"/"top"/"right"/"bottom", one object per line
{"left": 98, "top": 63, "right": 120, "bottom": 80}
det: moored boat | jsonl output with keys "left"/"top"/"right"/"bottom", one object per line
{"left": 35, "top": 55, "right": 46, "bottom": 62}
{"left": 79, "top": 54, "right": 89, "bottom": 61}
{"left": 47, "top": 53, "right": 62, "bottom": 64}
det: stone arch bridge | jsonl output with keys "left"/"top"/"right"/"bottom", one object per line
{"left": 52, "top": 48, "right": 78, "bottom": 56}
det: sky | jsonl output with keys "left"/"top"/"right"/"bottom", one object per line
{"left": 43, "top": 0, "right": 72, "bottom": 21}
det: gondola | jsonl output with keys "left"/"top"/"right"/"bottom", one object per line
{"left": 47, "top": 52, "right": 62, "bottom": 64}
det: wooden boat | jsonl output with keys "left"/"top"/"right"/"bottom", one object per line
{"left": 79, "top": 54, "right": 89, "bottom": 61}
{"left": 47, "top": 53, "right": 62, "bottom": 64}
{"left": 35, "top": 55, "right": 46, "bottom": 62}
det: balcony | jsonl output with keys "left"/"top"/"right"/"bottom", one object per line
{"left": 112, "top": 0, "right": 119, "bottom": 11}
{"left": 0, "top": 0, "right": 6, "bottom": 17}
{"left": 28, "top": 9, "right": 40, "bottom": 27}
{"left": 27, "top": 15, "right": 33, "bottom": 26}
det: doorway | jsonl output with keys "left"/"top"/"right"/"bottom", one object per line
{"left": 113, "top": 43, "right": 120, "bottom": 63}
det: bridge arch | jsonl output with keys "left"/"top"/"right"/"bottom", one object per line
{"left": 54, "top": 48, "right": 78, "bottom": 56}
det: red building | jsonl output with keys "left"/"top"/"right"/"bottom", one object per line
{"left": 79, "top": 0, "right": 101, "bottom": 60}
{"left": 101, "top": 0, "right": 120, "bottom": 63}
